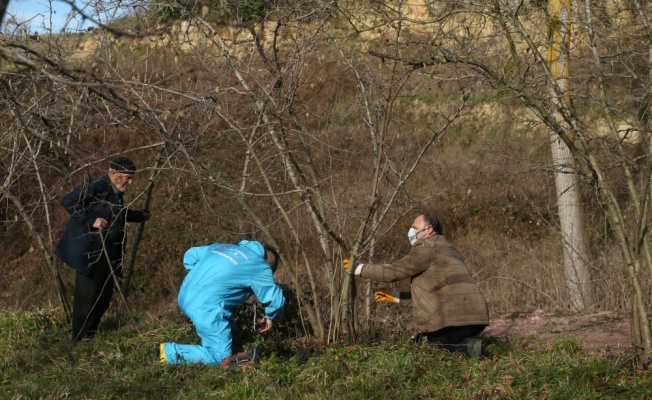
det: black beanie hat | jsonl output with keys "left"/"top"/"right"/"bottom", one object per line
{"left": 110, "top": 157, "right": 137, "bottom": 174}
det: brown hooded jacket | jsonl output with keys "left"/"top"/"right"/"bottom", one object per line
{"left": 360, "top": 235, "right": 489, "bottom": 334}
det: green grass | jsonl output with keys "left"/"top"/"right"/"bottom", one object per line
{"left": 1, "top": 309, "right": 650, "bottom": 399}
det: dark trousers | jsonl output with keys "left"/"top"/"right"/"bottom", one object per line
{"left": 415, "top": 325, "right": 486, "bottom": 353}
{"left": 72, "top": 242, "right": 121, "bottom": 342}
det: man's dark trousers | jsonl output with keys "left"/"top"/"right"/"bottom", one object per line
{"left": 71, "top": 240, "right": 121, "bottom": 342}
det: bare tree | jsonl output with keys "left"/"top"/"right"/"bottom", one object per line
{"left": 145, "top": 3, "right": 466, "bottom": 341}
{"left": 547, "top": 0, "right": 591, "bottom": 312}
{"left": 0, "top": 2, "right": 167, "bottom": 311}
{"left": 360, "top": 0, "right": 652, "bottom": 359}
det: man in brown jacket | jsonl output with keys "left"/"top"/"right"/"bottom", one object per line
{"left": 345, "top": 213, "right": 489, "bottom": 357}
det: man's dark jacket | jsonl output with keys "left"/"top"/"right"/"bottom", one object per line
{"left": 55, "top": 175, "right": 147, "bottom": 276}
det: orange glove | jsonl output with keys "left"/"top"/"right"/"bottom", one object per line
{"left": 375, "top": 288, "right": 400, "bottom": 303}
{"left": 343, "top": 259, "right": 364, "bottom": 275}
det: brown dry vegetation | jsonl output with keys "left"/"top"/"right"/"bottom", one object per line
{"left": 0, "top": 82, "right": 635, "bottom": 311}
{"left": 1, "top": 1, "right": 651, "bottom": 350}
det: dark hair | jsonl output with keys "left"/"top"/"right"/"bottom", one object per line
{"left": 264, "top": 245, "right": 280, "bottom": 273}
{"left": 422, "top": 213, "right": 443, "bottom": 235}
{"left": 110, "top": 157, "right": 137, "bottom": 174}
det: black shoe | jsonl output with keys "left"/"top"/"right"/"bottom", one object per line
{"left": 222, "top": 345, "right": 263, "bottom": 369}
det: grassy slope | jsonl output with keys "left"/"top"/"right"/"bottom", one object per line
{"left": 1, "top": 309, "right": 650, "bottom": 399}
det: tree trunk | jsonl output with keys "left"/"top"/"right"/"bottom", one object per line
{"left": 550, "top": 137, "right": 591, "bottom": 311}
{"left": 548, "top": 0, "right": 591, "bottom": 311}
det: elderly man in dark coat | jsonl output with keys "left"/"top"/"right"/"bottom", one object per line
{"left": 345, "top": 213, "right": 489, "bottom": 357}
{"left": 55, "top": 157, "right": 150, "bottom": 342}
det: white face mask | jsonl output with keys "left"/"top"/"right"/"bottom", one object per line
{"left": 407, "top": 227, "right": 419, "bottom": 245}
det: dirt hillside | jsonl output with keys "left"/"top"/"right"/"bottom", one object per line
{"left": 484, "top": 310, "right": 633, "bottom": 356}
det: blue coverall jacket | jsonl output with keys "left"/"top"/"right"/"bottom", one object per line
{"left": 163, "top": 240, "right": 285, "bottom": 365}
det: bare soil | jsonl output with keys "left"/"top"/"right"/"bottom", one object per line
{"left": 483, "top": 310, "right": 633, "bottom": 356}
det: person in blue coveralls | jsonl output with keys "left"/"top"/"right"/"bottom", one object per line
{"left": 159, "top": 240, "right": 285, "bottom": 367}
